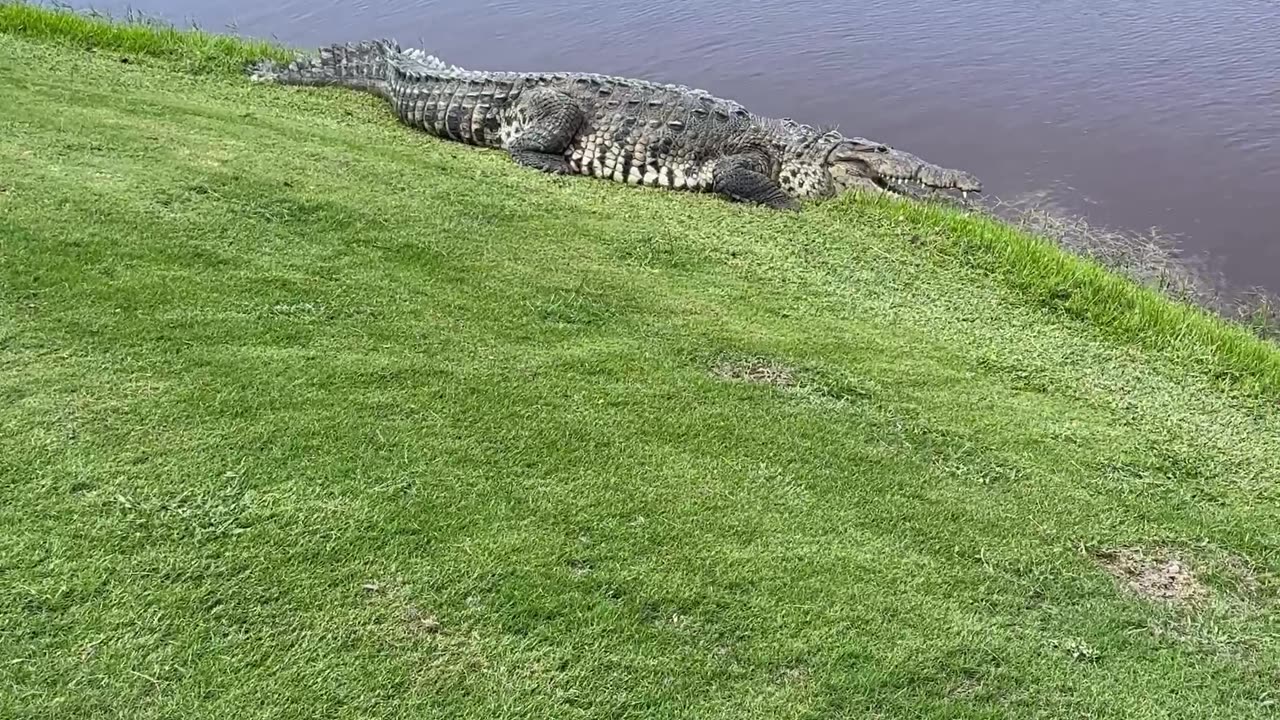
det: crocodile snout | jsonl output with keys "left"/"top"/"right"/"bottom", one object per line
{"left": 919, "top": 165, "right": 982, "bottom": 192}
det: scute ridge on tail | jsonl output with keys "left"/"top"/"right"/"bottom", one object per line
{"left": 399, "top": 47, "right": 467, "bottom": 74}
{"left": 249, "top": 38, "right": 412, "bottom": 97}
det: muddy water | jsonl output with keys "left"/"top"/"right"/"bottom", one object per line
{"left": 69, "top": 0, "right": 1280, "bottom": 290}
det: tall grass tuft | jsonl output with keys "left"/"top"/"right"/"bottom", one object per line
{"left": 988, "top": 194, "right": 1280, "bottom": 342}
{"left": 882, "top": 196, "right": 1280, "bottom": 393}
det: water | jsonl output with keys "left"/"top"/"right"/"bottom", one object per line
{"left": 72, "top": 0, "right": 1280, "bottom": 290}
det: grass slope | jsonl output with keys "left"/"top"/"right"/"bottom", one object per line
{"left": 0, "top": 0, "right": 290, "bottom": 72}
{"left": 2, "top": 8, "right": 1280, "bottom": 719}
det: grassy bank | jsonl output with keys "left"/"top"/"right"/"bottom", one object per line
{"left": 0, "top": 1, "right": 290, "bottom": 72}
{"left": 3, "top": 5, "right": 1280, "bottom": 719}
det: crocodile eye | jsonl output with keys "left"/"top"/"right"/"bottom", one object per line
{"left": 848, "top": 137, "right": 889, "bottom": 153}
{"left": 830, "top": 139, "right": 890, "bottom": 161}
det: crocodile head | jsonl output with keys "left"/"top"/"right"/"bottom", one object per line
{"left": 826, "top": 137, "right": 982, "bottom": 199}
{"left": 775, "top": 122, "right": 981, "bottom": 202}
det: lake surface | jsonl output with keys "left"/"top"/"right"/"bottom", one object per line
{"left": 71, "top": 0, "right": 1280, "bottom": 290}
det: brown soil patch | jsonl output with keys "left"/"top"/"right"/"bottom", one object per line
{"left": 360, "top": 579, "right": 443, "bottom": 637}
{"left": 711, "top": 359, "right": 797, "bottom": 388}
{"left": 402, "top": 606, "right": 442, "bottom": 635}
{"left": 1094, "top": 547, "right": 1207, "bottom": 605}
{"left": 774, "top": 665, "right": 811, "bottom": 687}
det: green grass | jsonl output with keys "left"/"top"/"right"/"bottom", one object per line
{"left": 0, "top": 1, "right": 291, "bottom": 73}
{"left": 3, "top": 5, "right": 1280, "bottom": 719}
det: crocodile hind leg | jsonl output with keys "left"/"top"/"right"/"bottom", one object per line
{"left": 712, "top": 155, "right": 800, "bottom": 210}
{"left": 506, "top": 87, "right": 583, "bottom": 175}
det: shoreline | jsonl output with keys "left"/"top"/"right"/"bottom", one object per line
{"left": 4, "top": 1, "right": 1275, "bottom": 392}
{"left": 19, "top": 1, "right": 1280, "bottom": 330}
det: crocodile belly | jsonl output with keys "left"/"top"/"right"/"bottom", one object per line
{"left": 566, "top": 129, "right": 705, "bottom": 191}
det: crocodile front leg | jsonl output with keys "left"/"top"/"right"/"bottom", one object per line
{"left": 506, "top": 87, "right": 584, "bottom": 175}
{"left": 711, "top": 155, "right": 799, "bottom": 210}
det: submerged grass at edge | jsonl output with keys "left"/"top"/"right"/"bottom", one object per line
{"left": 2, "top": 6, "right": 1280, "bottom": 719}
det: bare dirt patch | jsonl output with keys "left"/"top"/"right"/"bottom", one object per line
{"left": 402, "top": 606, "right": 443, "bottom": 636}
{"left": 1094, "top": 547, "right": 1207, "bottom": 605}
{"left": 773, "top": 665, "right": 811, "bottom": 687}
{"left": 361, "top": 579, "right": 444, "bottom": 637}
{"left": 711, "top": 358, "right": 797, "bottom": 388}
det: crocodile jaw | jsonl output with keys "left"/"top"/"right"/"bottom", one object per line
{"left": 827, "top": 138, "right": 982, "bottom": 198}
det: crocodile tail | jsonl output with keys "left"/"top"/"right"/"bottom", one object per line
{"left": 249, "top": 39, "right": 401, "bottom": 97}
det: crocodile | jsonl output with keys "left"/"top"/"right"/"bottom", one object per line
{"left": 250, "top": 40, "right": 981, "bottom": 210}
